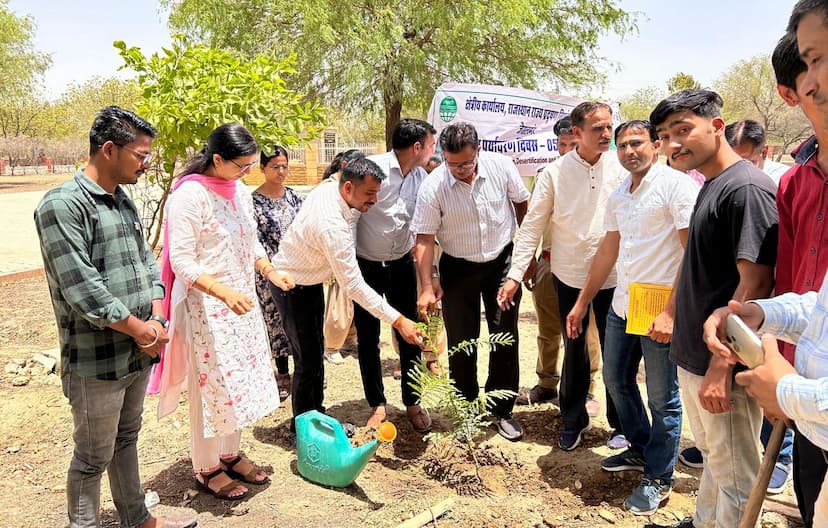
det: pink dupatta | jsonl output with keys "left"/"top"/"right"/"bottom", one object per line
{"left": 146, "top": 174, "right": 237, "bottom": 406}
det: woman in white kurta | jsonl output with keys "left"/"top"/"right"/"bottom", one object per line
{"left": 161, "top": 123, "right": 293, "bottom": 500}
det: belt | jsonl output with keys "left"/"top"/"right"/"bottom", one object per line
{"left": 359, "top": 253, "right": 412, "bottom": 268}
{"left": 540, "top": 250, "right": 551, "bottom": 262}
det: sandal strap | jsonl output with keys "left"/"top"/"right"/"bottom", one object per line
{"left": 222, "top": 455, "right": 261, "bottom": 481}
{"left": 198, "top": 467, "right": 225, "bottom": 487}
{"left": 217, "top": 478, "right": 245, "bottom": 495}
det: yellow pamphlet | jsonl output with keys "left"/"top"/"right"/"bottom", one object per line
{"left": 626, "top": 283, "right": 673, "bottom": 336}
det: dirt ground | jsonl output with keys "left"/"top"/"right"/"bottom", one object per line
{"left": 0, "top": 274, "right": 805, "bottom": 528}
{"left": 0, "top": 173, "right": 74, "bottom": 194}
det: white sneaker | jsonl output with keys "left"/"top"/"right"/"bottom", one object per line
{"left": 324, "top": 349, "right": 345, "bottom": 364}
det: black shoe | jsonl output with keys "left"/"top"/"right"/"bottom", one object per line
{"left": 678, "top": 446, "right": 703, "bottom": 468}
{"left": 515, "top": 385, "right": 557, "bottom": 405}
{"left": 558, "top": 422, "right": 592, "bottom": 451}
{"left": 494, "top": 416, "right": 523, "bottom": 441}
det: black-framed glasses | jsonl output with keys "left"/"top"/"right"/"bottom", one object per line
{"left": 229, "top": 159, "right": 259, "bottom": 172}
{"left": 114, "top": 144, "right": 155, "bottom": 165}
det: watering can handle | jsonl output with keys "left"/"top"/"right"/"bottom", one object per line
{"left": 310, "top": 415, "right": 345, "bottom": 441}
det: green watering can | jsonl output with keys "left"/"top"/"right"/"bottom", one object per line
{"left": 295, "top": 410, "right": 396, "bottom": 487}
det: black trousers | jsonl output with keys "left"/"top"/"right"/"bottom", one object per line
{"left": 271, "top": 283, "right": 325, "bottom": 426}
{"left": 552, "top": 275, "right": 620, "bottom": 431}
{"left": 353, "top": 253, "right": 422, "bottom": 407}
{"left": 439, "top": 244, "right": 520, "bottom": 418}
{"left": 793, "top": 428, "right": 828, "bottom": 527}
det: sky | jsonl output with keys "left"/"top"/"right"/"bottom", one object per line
{"left": 10, "top": 0, "right": 798, "bottom": 101}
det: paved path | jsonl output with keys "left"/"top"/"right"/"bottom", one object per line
{"left": 0, "top": 190, "right": 47, "bottom": 276}
{"left": 0, "top": 184, "right": 319, "bottom": 277}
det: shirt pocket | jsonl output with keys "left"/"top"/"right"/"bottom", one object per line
{"left": 483, "top": 197, "right": 509, "bottom": 228}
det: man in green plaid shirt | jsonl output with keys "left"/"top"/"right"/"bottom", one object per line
{"left": 34, "top": 107, "right": 196, "bottom": 528}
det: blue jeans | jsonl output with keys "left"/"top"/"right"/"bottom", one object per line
{"left": 603, "top": 309, "right": 682, "bottom": 481}
{"left": 62, "top": 368, "right": 151, "bottom": 528}
{"left": 761, "top": 418, "right": 794, "bottom": 466}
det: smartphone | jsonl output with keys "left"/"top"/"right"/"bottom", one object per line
{"left": 725, "top": 314, "right": 764, "bottom": 368}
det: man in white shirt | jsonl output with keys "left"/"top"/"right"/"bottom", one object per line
{"left": 515, "top": 118, "right": 608, "bottom": 422}
{"left": 565, "top": 120, "right": 698, "bottom": 515}
{"left": 356, "top": 118, "right": 436, "bottom": 433}
{"left": 725, "top": 119, "right": 791, "bottom": 185}
{"left": 272, "top": 158, "right": 423, "bottom": 428}
{"left": 498, "top": 101, "right": 626, "bottom": 451}
{"left": 413, "top": 122, "right": 530, "bottom": 440}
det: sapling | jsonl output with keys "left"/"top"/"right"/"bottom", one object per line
{"left": 409, "top": 312, "right": 516, "bottom": 475}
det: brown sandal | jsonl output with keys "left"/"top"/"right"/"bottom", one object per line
{"left": 220, "top": 455, "right": 270, "bottom": 485}
{"left": 195, "top": 468, "right": 248, "bottom": 500}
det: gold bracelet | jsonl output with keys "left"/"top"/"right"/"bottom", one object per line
{"left": 205, "top": 279, "right": 218, "bottom": 295}
{"left": 261, "top": 264, "right": 275, "bottom": 276}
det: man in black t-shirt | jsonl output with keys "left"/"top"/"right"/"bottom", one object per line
{"left": 648, "top": 90, "right": 778, "bottom": 528}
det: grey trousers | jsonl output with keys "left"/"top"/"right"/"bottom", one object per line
{"left": 62, "top": 368, "right": 151, "bottom": 528}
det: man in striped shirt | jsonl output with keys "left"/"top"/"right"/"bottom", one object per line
{"left": 356, "top": 118, "right": 436, "bottom": 433}
{"left": 412, "top": 122, "right": 530, "bottom": 441}
{"left": 273, "top": 158, "right": 423, "bottom": 429}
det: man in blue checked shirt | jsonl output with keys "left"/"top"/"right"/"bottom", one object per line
{"left": 34, "top": 107, "right": 196, "bottom": 528}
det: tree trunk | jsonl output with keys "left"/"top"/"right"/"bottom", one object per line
{"left": 384, "top": 96, "right": 402, "bottom": 151}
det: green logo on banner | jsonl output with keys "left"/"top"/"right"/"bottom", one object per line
{"left": 439, "top": 97, "right": 457, "bottom": 122}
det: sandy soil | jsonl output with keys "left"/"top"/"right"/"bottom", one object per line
{"left": 0, "top": 276, "right": 803, "bottom": 528}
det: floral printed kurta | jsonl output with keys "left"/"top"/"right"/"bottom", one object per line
{"left": 252, "top": 188, "right": 304, "bottom": 359}
{"left": 167, "top": 180, "right": 280, "bottom": 437}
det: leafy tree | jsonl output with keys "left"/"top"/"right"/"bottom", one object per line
{"left": 0, "top": 0, "right": 51, "bottom": 100}
{"left": 163, "top": 0, "right": 636, "bottom": 147}
{"left": 714, "top": 55, "right": 811, "bottom": 157}
{"left": 116, "top": 38, "right": 326, "bottom": 247}
{"left": 666, "top": 72, "right": 701, "bottom": 93}
{"left": 50, "top": 77, "right": 142, "bottom": 139}
{"left": 0, "top": 93, "right": 50, "bottom": 138}
{"left": 619, "top": 86, "right": 664, "bottom": 121}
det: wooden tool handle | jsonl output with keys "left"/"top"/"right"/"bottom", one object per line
{"left": 738, "top": 420, "right": 787, "bottom": 528}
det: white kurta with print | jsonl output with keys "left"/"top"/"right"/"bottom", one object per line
{"left": 167, "top": 181, "right": 279, "bottom": 438}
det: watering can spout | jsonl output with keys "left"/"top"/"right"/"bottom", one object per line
{"left": 294, "top": 410, "right": 386, "bottom": 487}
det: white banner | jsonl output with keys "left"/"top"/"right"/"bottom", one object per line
{"left": 427, "top": 82, "right": 620, "bottom": 178}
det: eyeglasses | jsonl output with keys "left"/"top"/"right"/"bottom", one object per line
{"left": 267, "top": 164, "right": 289, "bottom": 171}
{"left": 115, "top": 144, "right": 154, "bottom": 165}
{"left": 445, "top": 154, "right": 477, "bottom": 172}
{"left": 229, "top": 159, "right": 259, "bottom": 172}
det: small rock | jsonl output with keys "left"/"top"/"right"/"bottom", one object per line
{"left": 12, "top": 376, "right": 29, "bottom": 387}
{"left": 573, "top": 479, "right": 582, "bottom": 490}
{"left": 542, "top": 515, "right": 558, "bottom": 527}
{"left": 5, "top": 363, "right": 19, "bottom": 374}
{"left": 598, "top": 509, "right": 617, "bottom": 524}
{"left": 7, "top": 445, "right": 20, "bottom": 454}
{"left": 144, "top": 490, "right": 160, "bottom": 508}
{"left": 32, "top": 354, "right": 57, "bottom": 373}
{"left": 10, "top": 358, "right": 26, "bottom": 367}
{"left": 185, "top": 489, "right": 198, "bottom": 499}
{"left": 41, "top": 348, "right": 59, "bottom": 360}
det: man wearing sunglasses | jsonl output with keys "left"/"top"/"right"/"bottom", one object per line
{"left": 412, "top": 122, "right": 530, "bottom": 441}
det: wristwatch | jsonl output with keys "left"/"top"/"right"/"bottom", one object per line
{"left": 148, "top": 314, "right": 169, "bottom": 329}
